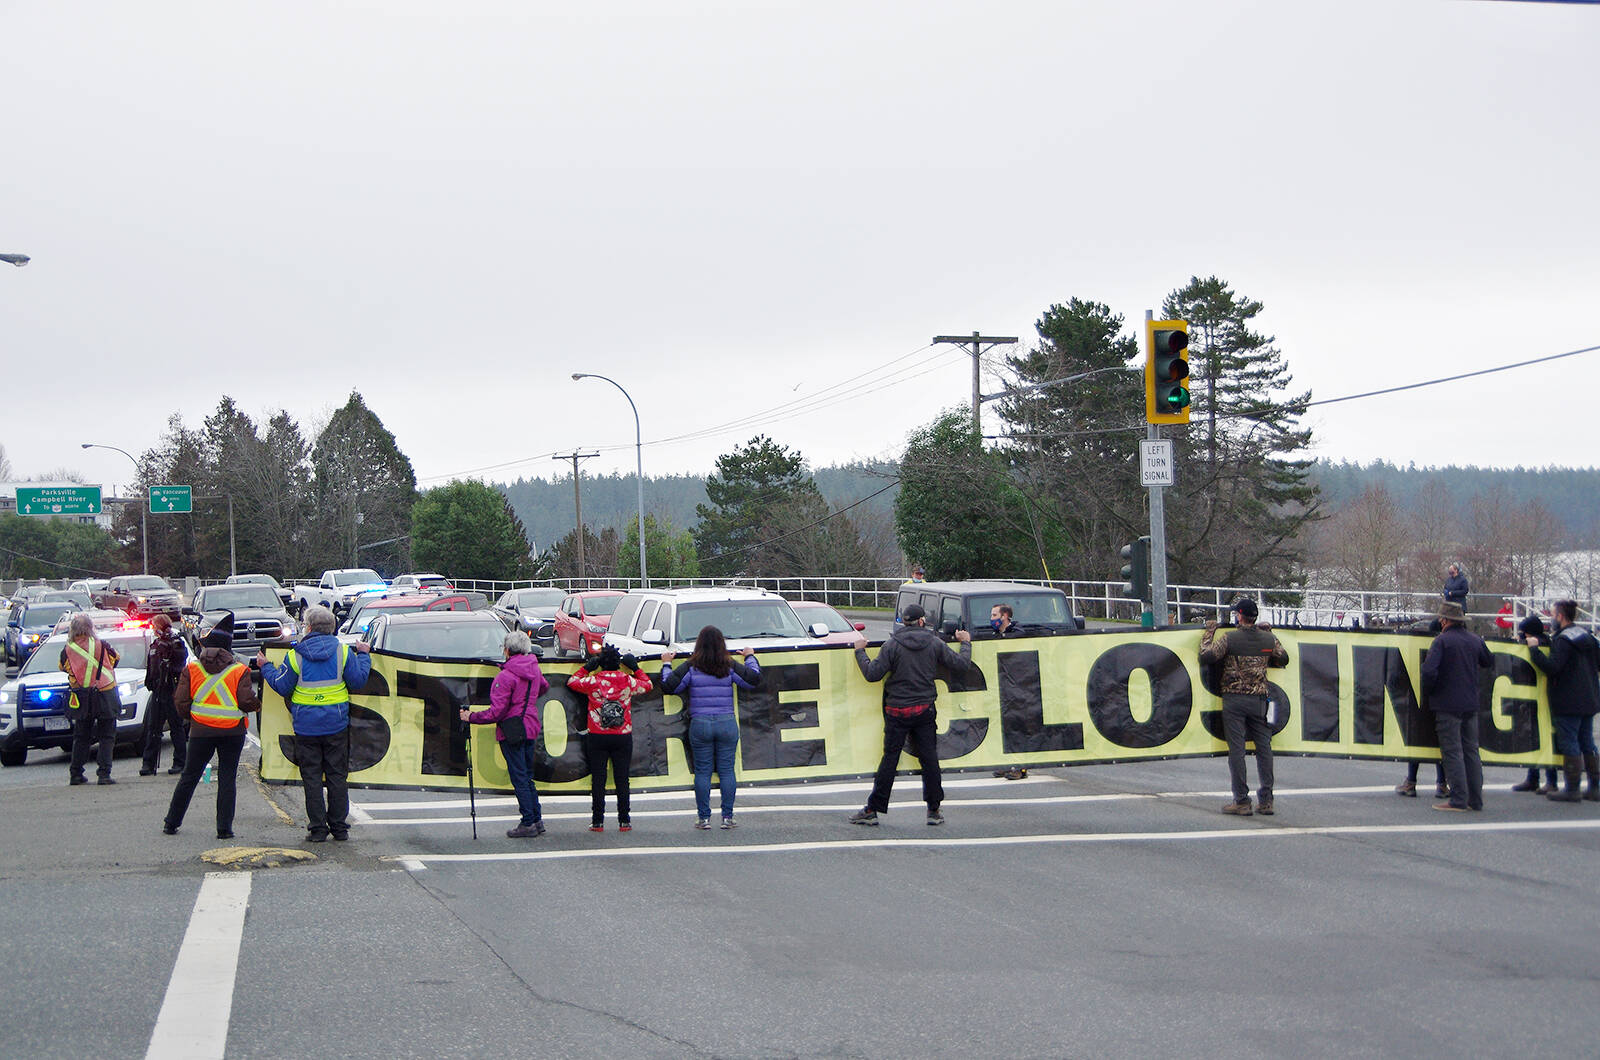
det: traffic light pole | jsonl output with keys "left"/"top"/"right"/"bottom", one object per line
{"left": 1147, "top": 422, "right": 1168, "bottom": 628}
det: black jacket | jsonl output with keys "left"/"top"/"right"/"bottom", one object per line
{"left": 1527, "top": 624, "right": 1600, "bottom": 718}
{"left": 854, "top": 625, "right": 974, "bottom": 709}
{"left": 1443, "top": 573, "right": 1469, "bottom": 606}
{"left": 1421, "top": 624, "right": 1492, "bottom": 715}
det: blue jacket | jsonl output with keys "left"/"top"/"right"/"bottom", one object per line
{"left": 262, "top": 632, "right": 372, "bottom": 736}
{"left": 660, "top": 658, "right": 761, "bottom": 717}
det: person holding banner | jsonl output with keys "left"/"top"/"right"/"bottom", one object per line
{"left": 459, "top": 630, "right": 550, "bottom": 838}
{"left": 567, "top": 645, "right": 652, "bottom": 832}
{"left": 848, "top": 603, "right": 974, "bottom": 827}
{"left": 259, "top": 605, "right": 372, "bottom": 843}
{"left": 1421, "top": 601, "right": 1492, "bottom": 812}
{"left": 1524, "top": 599, "right": 1600, "bottom": 803}
{"left": 1201, "top": 598, "right": 1289, "bottom": 817}
{"left": 162, "top": 613, "right": 260, "bottom": 839}
{"left": 1511, "top": 614, "right": 1559, "bottom": 794}
{"left": 660, "top": 626, "right": 761, "bottom": 830}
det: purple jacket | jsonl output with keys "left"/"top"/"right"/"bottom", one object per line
{"left": 467, "top": 653, "right": 549, "bottom": 742}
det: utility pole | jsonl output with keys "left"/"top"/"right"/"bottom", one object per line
{"left": 554, "top": 451, "right": 598, "bottom": 577}
{"left": 933, "top": 331, "right": 1018, "bottom": 435}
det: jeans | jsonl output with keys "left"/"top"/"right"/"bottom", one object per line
{"left": 69, "top": 694, "right": 116, "bottom": 781}
{"left": 296, "top": 730, "right": 351, "bottom": 836}
{"left": 867, "top": 706, "right": 943, "bottom": 814}
{"left": 1405, "top": 760, "right": 1445, "bottom": 784}
{"left": 1435, "top": 711, "right": 1483, "bottom": 810}
{"left": 586, "top": 732, "right": 632, "bottom": 826}
{"left": 501, "top": 739, "right": 544, "bottom": 827}
{"left": 1553, "top": 714, "right": 1597, "bottom": 757}
{"left": 164, "top": 729, "right": 247, "bottom": 833}
{"left": 689, "top": 713, "right": 740, "bottom": 820}
{"left": 142, "top": 692, "right": 188, "bottom": 772}
{"left": 1222, "top": 693, "right": 1275, "bottom": 803}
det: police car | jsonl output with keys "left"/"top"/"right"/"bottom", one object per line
{"left": 0, "top": 611, "right": 154, "bottom": 767}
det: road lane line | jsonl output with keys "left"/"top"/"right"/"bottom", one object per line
{"left": 381, "top": 818, "right": 1600, "bottom": 866}
{"left": 147, "top": 871, "right": 252, "bottom": 1060}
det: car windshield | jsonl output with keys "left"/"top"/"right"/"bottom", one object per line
{"left": 25, "top": 603, "right": 77, "bottom": 627}
{"left": 793, "top": 602, "right": 852, "bottom": 632}
{"left": 381, "top": 621, "right": 504, "bottom": 660}
{"left": 583, "top": 595, "right": 623, "bottom": 617}
{"left": 414, "top": 577, "right": 449, "bottom": 588}
{"left": 127, "top": 576, "right": 171, "bottom": 592}
{"left": 971, "top": 592, "right": 1074, "bottom": 627}
{"left": 518, "top": 589, "right": 566, "bottom": 608}
{"left": 230, "top": 575, "right": 278, "bottom": 587}
{"left": 675, "top": 601, "right": 806, "bottom": 641}
{"left": 334, "top": 570, "right": 383, "bottom": 587}
{"left": 348, "top": 601, "right": 429, "bottom": 631}
{"left": 21, "top": 634, "right": 148, "bottom": 676}
{"left": 200, "top": 587, "right": 282, "bottom": 611}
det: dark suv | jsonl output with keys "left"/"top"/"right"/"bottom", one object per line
{"left": 93, "top": 575, "right": 183, "bottom": 620}
{"left": 894, "top": 581, "right": 1085, "bottom": 638}
{"left": 184, "top": 583, "right": 296, "bottom": 657}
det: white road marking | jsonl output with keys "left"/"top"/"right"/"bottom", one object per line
{"left": 383, "top": 818, "right": 1600, "bottom": 867}
{"left": 146, "top": 871, "right": 252, "bottom": 1060}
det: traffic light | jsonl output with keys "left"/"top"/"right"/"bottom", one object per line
{"left": 1145, "top": 319, "right": 1191, "bottom": 425}
{"left": 1120, "top": 536, "right": 1151, "bottom": 602}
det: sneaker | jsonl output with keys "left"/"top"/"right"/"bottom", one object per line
{"left": 619, "top": 822, "right": 633, "bottom": 832}
{"left": 848, "top": 808, "right": 879, "bottom": 826}
{"left": 695, "top": 818, "right": 712, "bottom": 830}
{"left": 926, "top": 808, "right": 945, "bottom": 826}
{"left": 1221, "top": 800, "right": 1253, "bottom": 816}
{"left": 1256, "top": 800, "right": 1274, "bottom": 816}
{"left": 69, "top": 776, "right": 88, "bottom": 786}
{"left": 1431, "top": 801, "right": 1468, "bottom": 812}
{"left": 1435, "top": 783, "right": 1450, "bottom": 799}
{"left": 506, "top": 824, "right": 543, "bottom": 838}
{"left": 1002, "top": 768, "right": 1028, "bottom": 781}
{"left": 162, "top": 824, "right": 178, "bottom": 835}
{"left": 589, "top": 823, "right": 604, "bottom": 832}
{"left": 1394, "top": 780, "right": 1417, "bottom": 797}
{"left": 720, "top": 817, "right": 736, "bottom": 829}
{"left": 217, "top": 830, "right": 235, "bottom": 840}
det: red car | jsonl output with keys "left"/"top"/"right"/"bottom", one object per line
{"left": 789, "top": 600, "right": 866, "bottom": 645}
{"left": 553, "top": 590, "right": 627, "bottom": 658}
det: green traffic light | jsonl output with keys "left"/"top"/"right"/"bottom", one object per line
{"left": 1163, "top": 385, "right": 1190, "bottom": 410}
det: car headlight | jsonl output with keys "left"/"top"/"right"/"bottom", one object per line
{"left": 135, "top": 596, "right": 148, "bottom": 603}
{"left": 0, "top": 689, "right": 10, "bottom": 704}
{"left": 587, "top": 622, "right": 606, "bottom": 633}
{"left": 21, "top": 633, "right": 39, "bottom": 644}
{"left": 119, "top": 682, "right": 138, "bottom": 699}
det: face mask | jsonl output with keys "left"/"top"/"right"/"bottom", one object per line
{"left": 990, "top": 618, "right": 1003, "bottom": 631}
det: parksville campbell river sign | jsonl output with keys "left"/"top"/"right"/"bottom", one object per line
{"left": 15, "top": 485, "right": 102, "bottom": 516}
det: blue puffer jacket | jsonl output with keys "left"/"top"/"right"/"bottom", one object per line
{"left": 261, "top": 632, "right": 373, "bottom": 736}
{"left": 659, "top": 658, "right": 761, "bottom": 717}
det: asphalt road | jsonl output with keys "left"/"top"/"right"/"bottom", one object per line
{"left": 3, "top": 734, "right": 1598, "bottom": 1059}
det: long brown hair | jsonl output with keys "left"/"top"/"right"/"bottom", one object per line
{"left": 688, "top": 625, "right": 731, "bottom": 678}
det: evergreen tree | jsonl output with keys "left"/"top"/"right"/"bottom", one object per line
{"left": 411, "top": 480, "right": 539, "bottom": 581}
{"left": 620, "top": 513, "right": 700, "bottom": 580}
{"left": 310, "top": 392, "right": 417, "bottom": 577}
{"left": 694, "top": 436, "right": 831, "bottom": 577}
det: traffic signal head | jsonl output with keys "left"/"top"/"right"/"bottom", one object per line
{"left": 1145, "top": 319, "right": 1191, "bottom": 425}
{"left": 1120, "top": 536, "right": 1151, "bottom": 602}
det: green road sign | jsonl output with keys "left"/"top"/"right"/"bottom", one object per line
{"left": 149, "top": 485, "right": 193, "bottom": 514}
{"left": 16, "top": 485, "right": 103, "bottom": 516}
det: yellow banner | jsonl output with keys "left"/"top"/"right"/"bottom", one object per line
{"left": 257, "top": 628, "right": 1556, "bottom": 793}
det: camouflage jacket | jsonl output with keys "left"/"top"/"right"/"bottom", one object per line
{"left": 1200, "top": 624, "right": 1289, "bottom": 696}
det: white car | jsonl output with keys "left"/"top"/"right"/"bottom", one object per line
{"left": 389, "top": 573, "right": 455, "bottom": 593}
{"left": 0, "top": 621, "right": 153, "bottom": 767}
{"left": 601, "top": 586, "right": 832, "bottom": 656}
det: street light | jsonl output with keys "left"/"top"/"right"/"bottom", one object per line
{"left": 0, "top": 253, "right": 29, "bottom": 267}
{"left": 81, "top": 443, "right": 148, "bottom": 574}
{"left": 571, "top": 373, "right": 648, "bottom": 587}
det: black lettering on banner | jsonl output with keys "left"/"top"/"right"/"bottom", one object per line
{"left": 535, "top": 680, "right": 593, "bottom": 784}
{"left": 1479, "top": 649, "right": 1539, "bottom": 755}
{"left": 1089, "top": 643, "right": 1192, "bottom": 748}
{"left": 738, "top": 662, "right": 828, "bottom": 771}
{"left": 1353, "top": 645, "right": 1431, "bottom": 747}
{"left": 934, "top": 652, "right": 989, "bottom": 760}
{"left": 626, "top": 686, "right": 674, "bottom": 778}
{"left": 404, "top": 671, "right": 494, "bottom": 777}
{"left": 996, "top": 650, "right": 1083, "bottom": 753}
{"left": 1298, "top": 643, "right": 1341, "bottom": 743}
{"left": 279, "top": 670, "right": 392, "bottom": 770}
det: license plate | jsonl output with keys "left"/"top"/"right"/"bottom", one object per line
{"left": 43, "top": 716, "right": 70, "bottom": 732}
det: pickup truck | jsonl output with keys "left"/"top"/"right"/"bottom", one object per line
{"left": 289, "top": 569, "right": 389, "bottom": 618}
{"left": 92, "top": 575, "right": 184, "bottom": 620}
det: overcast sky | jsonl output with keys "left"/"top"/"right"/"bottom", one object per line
{"left": 4, "top": 0, "right": 1595, "bottom": 496}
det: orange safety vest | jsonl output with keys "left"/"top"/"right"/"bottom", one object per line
{"left": 186, "top": 661, "right": 249, "bottom": 729}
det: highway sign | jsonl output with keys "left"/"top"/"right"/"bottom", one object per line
{"left": 148, "top": 485, "right": 193, "bottom": 513}
{"left": 15, "top": 485, "right": 102, "bottom": 516}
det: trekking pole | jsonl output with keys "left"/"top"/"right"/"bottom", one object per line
{"left": 462, "top": 714, "right": 478, "bottom": 840}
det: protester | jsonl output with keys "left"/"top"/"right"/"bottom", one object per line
{"left": 1443, "top": 563, "right": 1470, "bottom": 609}
{"left": 59, "top": 612, "right": 121, "bottom": 786}
{"left": 567, "top": 644, "right": 653, "bottom": 832}
{"left": 904, "top": 564, "right": 927, "bottom": 585}
{"left": 1395, "top": 759, "right": 1449, "bottom": 800}
{"left": 1421, "top": 601, "right": 1492, "bottom": 812}
{"left": 1524, "top": 600, "right": 1600, "bottom": 803}
{"left": 460, "top": 630, "right": 549, "bottom": 838}
{"left": 1511, "top": 614, "right": 1559, "bottom": 794}
{"left": 162, "top": 613, "right": 260, "bottom": 839}
{"left": 660, "top": 626, "right": 760, "bottom": 829}
{"left": 140, "top": 613, "right": 190, "bottom": 777}
{"left": 1200, "top": 598, "right": 1289, "bottom": 816}
{"left": 259, "top": 604, "right": 372, "bottom": 843}
{"left": 848, "top": 604, "right": 974, "bottom": 826}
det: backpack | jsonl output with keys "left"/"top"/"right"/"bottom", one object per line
{"left": 144, "top": 636, "right": 179, "bottom": 694}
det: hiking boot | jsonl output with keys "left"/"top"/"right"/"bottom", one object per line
{"left": 330, "top": 830, "right": 349, "bottom": 842}
{"left": 1548, "top": 757, "right": 1583, "bottom": 803}
{"left": 1002, "top": 768, "right": 1028, "bottom": 781}
{"left": 306, "top": 830, "right": 329, "bottom": 843}
{"left": 1539, "top": 778, "right": 1558, "bottom": 795}
{"left": 69, "top": 775, "right": 88, "bottom": 786}
{"left": 139, "top": 768, "right": 157, "bottom": 777}
{"left": 720, "top": 817, "right": 736, "bottom": 829}
{"left": 1221, "top": 800, "right": 1253, "bottom": 816}
{"left": 1584, "top": 754, "right": 1599, "bottom": 802}
{"left": 1511, "top": 773, "right": 1540, "bottom": 793}
{"left": 1434, "top": 782, "right": 1450, "bottom": 799}
{"left": 848, "top": 808, "right": 879, "bottom": 826}
{"left": 926, "top": 808, "right": 945, "bottom": 826}
{"left": 1394, "top": 780, "right": 1417, "bottom": 797}
{"left": 217, "top": 830, "right": 235, "bottom": 840}
{"left": 506, "top": 824, "right": 544, "bottom": 838}
{"left": 1256, "top": 799, "right": 1274, "bottom": 816}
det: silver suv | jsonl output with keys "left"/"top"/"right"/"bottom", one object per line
{"left": 601, "top": 587, "right": 832, "bottom": 656}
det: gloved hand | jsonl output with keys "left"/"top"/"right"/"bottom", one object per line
{"left": 582, "top": 655, "right": 601, "bottom": 672}
{"left": 621, "top": 653, "right": 639, "bottom": 672}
